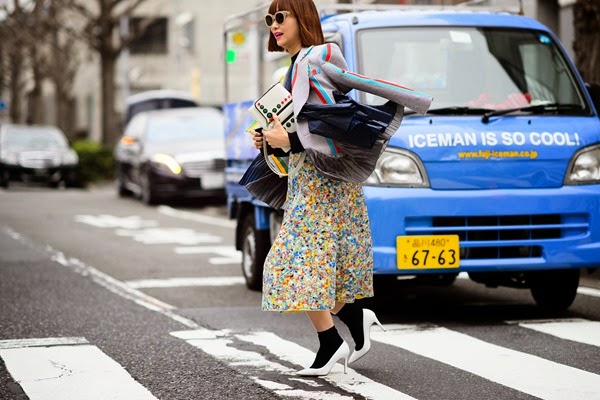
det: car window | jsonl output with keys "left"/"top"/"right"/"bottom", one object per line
{"left": 145, "top": 112, "right": 224, "bottom": 144}
{"left": 1, "top": 126, "right": 68, "bottom": 150}
{"left": 124, "top": 115, "right": 146, "bottom": 138}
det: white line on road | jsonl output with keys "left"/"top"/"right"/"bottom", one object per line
{"left": 0, "top": 337, "right": 89, "bottom": 350}
{"left": 372, "top": 324, "right": 600, "bottom": 400}
{"left": 236, "top": 331, "right": 417, "bottom": 400}
{"left": 158, "top": 205, "right": 236, "bottom": 229}
{"left": 0, "top": 338, "right": 157, "bottom": 400}
{"left": 47, "top": 243, "right": 199, "bottom": 329}
{"left": 171, "top": 329, "right": 400, "bottom": 400}
{"left": 174, "top": 245, "right": 242, "bottom": 264}
{"left": 578, "top": 286, "right": 600, "bottom": 298}
{"left": 126, "top": 276, "right": 245, "bottom": 289}
{"left": 515, "top": 319, "right": 600, "bottom": 348}
{"left": 115, "top": 228, "right": 223, "bottom": 245}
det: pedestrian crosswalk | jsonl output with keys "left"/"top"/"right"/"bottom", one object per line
{"left": 2, "top": 318, "right": 600, "bottom": 400}
{"left": 169, "top": 318, "right": 600, "bottom": 400}
{"left": 0, "top": 337, "right": 157, "bottom": 400}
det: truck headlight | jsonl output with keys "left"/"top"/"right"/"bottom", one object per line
{"left": 152, "top": 153, "right": 182, "bottom": 175}
{"left": 364, "top": 148, "right": 429, "bottom": 187}
{"left": 565, "top": 144, "right": 600, "bottom": 184}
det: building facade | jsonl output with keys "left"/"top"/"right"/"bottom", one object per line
{"left": 66, "top": 0, "right": 575, "bottom": 143}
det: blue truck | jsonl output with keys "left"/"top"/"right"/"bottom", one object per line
{"left": 223, "top": 4, "right": 600, "bottom": 311}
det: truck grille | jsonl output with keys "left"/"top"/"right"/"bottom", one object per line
{"left": 181, "top": 158, "right": 226, "bottom": 178}
{"left": 405, "top": 214, "right": 589, "bottom": 260}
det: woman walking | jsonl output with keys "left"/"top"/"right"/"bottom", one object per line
{"left": 248, "top": 0, "right": 432, "bottom": 376}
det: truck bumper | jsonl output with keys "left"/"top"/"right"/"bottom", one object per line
{"left": 364, "top": 185, "right": 600, "bottom": 275}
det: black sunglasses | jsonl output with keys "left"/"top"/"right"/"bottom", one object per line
{"left": 264, "top": 11, "right": 291, "bottom": 27}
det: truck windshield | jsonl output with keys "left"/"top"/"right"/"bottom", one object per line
{"left": 357, "top": 27, "right": 586, "bottom": 112}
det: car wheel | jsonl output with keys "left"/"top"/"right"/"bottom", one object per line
{"left": 241, "top": 212, "right": 270, "bottom": 291}
{"left": 140, "top": 171, "right": 157, "bottom": 205}
{"left": 0, "top": 172, "right": 8, "bottom": 189}
{"left": 529, "top": 269, "right": 579, "bottom": 312}
{"left": 116, "top": 167, "right": 131, "bottom": 197}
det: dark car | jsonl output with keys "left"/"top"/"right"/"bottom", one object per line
{"left": 115, "top": 107, "right": 226, "bottom": 205}
{"left": 0, "top": 124, "right": 79, "bottom": 188}
{"left": 124, "top": 89, "right": 198, "bottom": 125}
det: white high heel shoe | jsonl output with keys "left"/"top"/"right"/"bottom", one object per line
{"left": 296, "top": 341, "right": 350, "bottom": 376}
{"left": 348, "top": 309, "right": 385, "bottom": 364}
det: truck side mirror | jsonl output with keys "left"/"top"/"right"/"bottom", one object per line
{"left": 585, "top": 82, "right": 600, "bottom": 115}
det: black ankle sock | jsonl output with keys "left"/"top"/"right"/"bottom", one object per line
{"left": 335, "top": 303, "right": 365, "bottom": 351}
{"left": 310, "top": 326, "right": 344, "bottom": 369}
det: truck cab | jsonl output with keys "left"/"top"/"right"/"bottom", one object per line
{"left": 223, "top": 6, "right": 600, "bottom": 311}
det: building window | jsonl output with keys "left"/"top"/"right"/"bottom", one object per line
{"left": 129, "top": 17, "right": 168, "bottom": 55}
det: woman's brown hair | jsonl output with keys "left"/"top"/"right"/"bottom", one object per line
{"left": 267, "top": 0, "right": 325, "bottom": 52}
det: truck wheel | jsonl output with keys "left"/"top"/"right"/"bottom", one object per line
{"left": 529, "top": 269, "right": 579, "bottom": 312}
{"left": 241, "top": 213, "right": 270, "bottom": 291}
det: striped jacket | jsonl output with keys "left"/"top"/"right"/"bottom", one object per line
{"left": 287, "top": 43, "right": 433, "bottom": 183}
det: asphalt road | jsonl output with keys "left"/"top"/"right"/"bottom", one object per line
{"left": 1, "top": 183, "right": 599, "bottom": 400}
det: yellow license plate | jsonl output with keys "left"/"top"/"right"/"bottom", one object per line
{"left": 397, "top": 235, "right": 460, "bottom": 269}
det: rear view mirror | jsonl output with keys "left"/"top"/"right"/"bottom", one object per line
{"left": 585, "top": 82, "right": 600, "bottom": 116}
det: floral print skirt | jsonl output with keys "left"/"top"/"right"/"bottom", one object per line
{"left": 261, "top": 153, "right": 374, "bottom": 312}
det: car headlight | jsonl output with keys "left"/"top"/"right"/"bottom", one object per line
{"left": 63, "top": 151, "right": 79, "bottom": 165}
{"left": 364, "top": 148, "right": 429, "bottom": 187}
{"left": 152, "top": 153, "right": 182, "bottom": 175}
{"left": 565, "top": 144, "right": 600, "bottom": 184}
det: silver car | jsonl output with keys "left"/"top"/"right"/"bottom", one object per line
{"left": 0, "top": 124, "right": 79, "bottom": 188}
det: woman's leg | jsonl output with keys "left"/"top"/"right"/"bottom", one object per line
{"left": 300, "top": 308, "right": 349, "bottom": 374}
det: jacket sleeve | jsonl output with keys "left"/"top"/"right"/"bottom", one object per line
{"left": 319, "top": 43, "right": 433, "bottom": 115}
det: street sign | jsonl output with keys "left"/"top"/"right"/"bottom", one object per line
{"left": 0, "top": 101, "right": 6, "bottom": 110}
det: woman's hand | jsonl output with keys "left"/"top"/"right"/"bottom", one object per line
{"left": 263, "top": 115, "right": 291, "bottom": 149}
{"left": 249, "top": 129, "right": 263, "bottom": 150}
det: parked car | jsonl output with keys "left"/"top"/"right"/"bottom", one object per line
{"left": 115, "top": 107, "right": 226, "bottom": 204}
{"left": 0, "top": 124, "right": 79, "bottom": 188}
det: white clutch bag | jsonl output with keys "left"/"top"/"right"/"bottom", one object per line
{"left": 248, "top": 82, "right": 305, "bottom": 177}
{"left": 248, "top": 82, "right": 297, "bottom": 141}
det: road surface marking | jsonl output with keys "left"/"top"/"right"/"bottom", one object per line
{"left": 115, "top": 228, "right": 223, "bottom": 245}
{"left": 75, "top": 214, "right": 158, "bottom": 229}
{"left": 515, "top": 319, "right": 600, "bottom": 348}
{"left": 158, "top": 205, "right": 236, "bottom": 228}
{"left": 372, "top": 324, "right": 600, "bottom": 400}
{"left": 0, "top": 337, "right": 157, "bottom": 400}
{"left": 578, "top": 286, "right": 600, "bottom": 298}
{"left": 236, "top": 331, "right": 417, "bottom": 400}
{"left": 126, "top": 276, "right": 245, "bottom": 289}
{"left": 174, "top": 245, "right": 242, "bottom": 264}
{"left": 0, "top": 337, "right": 89, "bottom": 350}
{"left": 172, "top": 329, "right": 407, "bottom": 400}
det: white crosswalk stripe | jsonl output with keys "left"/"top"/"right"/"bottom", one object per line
{"left": 371, "top": 324, "right": 600, "bottom": 400}
{"left": 514, "top": 318, "right": 600, "bottom": 348}
{"left": 171, "top": 319, "right": 600, "bottom": 400}
{"left": 0, "top": 337, "right": 157, "bottom": 400}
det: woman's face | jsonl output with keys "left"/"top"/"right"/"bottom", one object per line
{"left": 270, "top": 10, "right": 301, "bottom": 55}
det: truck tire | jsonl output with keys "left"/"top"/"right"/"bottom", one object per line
{"left": 529, "top": 269, "right": 579, "bottom": 312}
{"left": 241, "top": 212, "right": 270, "bottom": 291}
